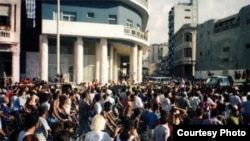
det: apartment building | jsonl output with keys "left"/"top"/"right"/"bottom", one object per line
{"left": 0, "top": 0, "right": 21, "bottom": 83}
{"left": 174, "top": 24, "right": 196, "bottom": 77}
{"left": 167, "top": 0, "right": 198, "bottom": 75}
{"left": 196, "top": 5, "right": 250, "bottom": 79}
{"left": 148, "top": 43, "right": 168, "bottom": 75}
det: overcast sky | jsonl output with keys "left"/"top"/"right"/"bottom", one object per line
{"left": 147, "top": 0, "right": 250, "bottom": 44}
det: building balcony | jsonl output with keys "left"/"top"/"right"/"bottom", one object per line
{"left": 0, "top": 27, "right": 16, "bottom": 45}
{"left": 0, "top": 29, "right": 10, "bottom": 38}
{"left": 42, "top": 19, "right": 149, "bottom": 49}
{"left": 124, "top": 26, "right": 148, "bottom": 41}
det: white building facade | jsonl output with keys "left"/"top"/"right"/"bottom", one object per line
{"left": 25, "top": 0, "right": 149, "bottom": 84}
{"left": 0, "top": 0, "right": 21, "bottom": 83}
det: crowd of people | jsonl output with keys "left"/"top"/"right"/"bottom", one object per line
{"left": 0, "top": 76, "right": 250, "bottom": 141}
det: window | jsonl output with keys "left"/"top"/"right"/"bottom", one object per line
{"left": 62, "top": 12, "right": 76, "bottom": 21}
{"left": 0, "top": 4, "right": 10, "bottom": 26}
{"left": 127, "top": 19, "right": 133, "bottom": 27}
{"left": 87, "top": 12, "right": 94, "bottom": 18}
{"left": 207, "top": 50, "right": 210, "bottom": 55}
{"left": 185, "top": 9, "right": 191, "bottom": 11}
{"left": 185, "top": 16, "right": 191, "bottom": 19}
{"left": 184, "top": 32, "right": 192, "bottom": 42}
{"left": 184, "top": 48, "right": 191, "bottom": 57}
{"left": 53, "top": 11, "right": 76, "bottom": 21}
{"left": 137, "top": 24, "right": 141, "bottom": 30}
{"left": 108, "top": 15, "right": 117, "bottom": 24}
{"left": 223, "top": 47, "right": 230, "bottom": 52}
{"left": 247, "top": 15, "right": 250, "bottom": 24}
{"left": 200, "top": 52, "right": 203, "bottom": 56}
{"left": 246, "top": 44, "right": 250, "bottom": 49}
{"left": 222, "top": 58, "right": 229, "bottom": 63}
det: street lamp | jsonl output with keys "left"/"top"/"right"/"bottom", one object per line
{"left": 56, "top": 0, "right": 60, "bottom": 74}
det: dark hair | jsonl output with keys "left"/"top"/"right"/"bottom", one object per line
{"left": 24, "top": 112, "right": 39, "bottom": 129}
{"left": 53, "top": 130, "right": 71, "bottom": 141}
{"left": 104, "top": 101, "right": 112, "bottom": 111}
{"left": 64, "top": 120, "right": 75, "bottom": 129}
{"left": 160, "top": 110, "right": 168, "bottom": 124}
{"left": 94, "top": 94, "right": 101, "bottom": 102}
{"left": 119, "top": 119, "right": 135, "bottom": 141}
{"left": 51, "top": 121, "right": 64, "bottom": 136}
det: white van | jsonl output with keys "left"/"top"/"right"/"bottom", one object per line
{"left": 205, "top": 75, "right": 234, "bottom": 87}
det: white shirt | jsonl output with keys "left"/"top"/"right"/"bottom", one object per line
{"left": 133, "top": 96, "right": 144, "bottom": 109}
{"left": 35, "top": 117, "right": 51, "bottom": 141}
{"left": 17, "top": 130, "right": 32, "bottom": 141}
{"left": 152, "top": 124, "right": 170, "bottom": 141}
{"left": 84, "top": 131, "right": 113, "bottom": 141}
{"left": 94, "top": 102, "right": 102, "bottom": 115}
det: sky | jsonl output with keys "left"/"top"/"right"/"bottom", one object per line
{"left": 147, "top": 0, "right": 250, "bottom": 44}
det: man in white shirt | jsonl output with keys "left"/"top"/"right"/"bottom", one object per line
{"left": 152, "top": 110, "right": 170, "bottom": 141}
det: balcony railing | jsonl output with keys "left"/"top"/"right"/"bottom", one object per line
{"left": 124, "top": 26, "right": 148, "bottom": 41}
{"left": 0, "top": 29, "right": 10, "bottom": 38}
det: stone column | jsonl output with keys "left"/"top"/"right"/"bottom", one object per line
{"left": 95, "top": 43, "right": 100, "bottom": 83}
{"left": 137, "top": 47, "right": 143, "bottom": 83}
{"left": 12, "top": 45, "right": 20, "bottom": 83}
{"left": 100, "top": 38, "right": 108, "bottom": 85}
{"left": 40, "top": 35, "right": 48, "bottom": 81}
{"left": 109, "top": 46, "right": 114, "bottom": 81}
{"left": 113, "top": 49, "right": 118, "bottom": 83}
{"left": 130, "top": 45, "right": 138, "bottom": 83}
{"left": 74, "top": 37, "right": 83, "bottom": 84}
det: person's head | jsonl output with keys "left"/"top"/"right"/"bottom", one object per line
{"left": 196, "top": 107, "right": 204, "bottom": 117}
{"left": 94, "top": 94, "right": 101, "bottom": 102}
{"left": 120, "top": 119, "right": 135, "bottom": 140}
{"left": 39, "top": 105, "right": 49, "bottom": 116}
{"left": 64, "top": 120, "right": 75, "bottom": 133}
{"left": 24, "top": 112, "right": 39, "bottom": 130}
{"left": 90, "top": 114, "right": 106, "bottom": 131}
{"left": 132, "top": 108, "right": 141, "bottom": 118}
{"left": 53, "top": 130, "right": 71, "bottom": 141}
{"left": 160, "top": 110, "right": 168, "bottom": 124}
{"left": 104, "top": 101, "right": 112, "bottom": 112}
{"left": 51, "top": 121, "right": 64, "bottom": 136}
{"left": 3, "top": 96, "right": 9, "bottom": 104}
{"left": 210, "top": 109, "right": 218, "bottom": 118}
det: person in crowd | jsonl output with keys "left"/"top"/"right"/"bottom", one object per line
{"left": 116, "top": 119, "right": 140, "bottom": 141}
{"left": 242, "top": 93, "right": 250, "bottom": 125}
{"left": 53, "top": 129, "right": 71, "bottom": 141}
{"left": 93, "top": 94, "right": 102, "bottom": 115}
{"left": 202, "top": 109, "right": 223, "bottom": 125}
{"left": 191, "top": 107, "right": 204, "bottom": 125}
{"left": 34, "top": 106, "right": 51, "bottom": 141}
{"left": 101, "top": 101, "right": 118, "bottom": 135}
{"left": 227, "top": 105, "right": 240, "bottom": 125}
{"left": 78, "top": 91, "right": 91, "bottom": 135}
{"left": 84, "top": 114, "right": 120, "bottom": 141}
{"left": 47, "top": 90, "right": 66, "bottom": 125}
{"left": 152, "top": 110, "right": 170, "bottom": 141}
{"left": 17, "top": 112, "right": 39, "bottom": 141}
